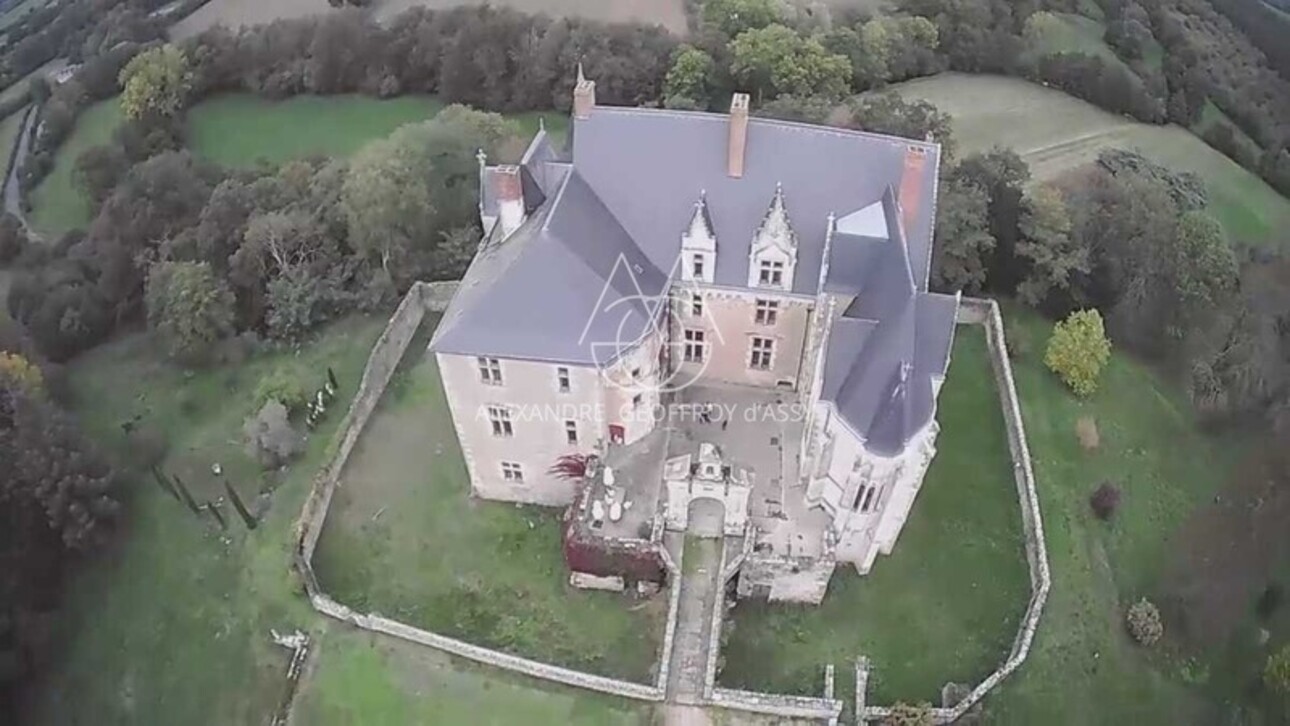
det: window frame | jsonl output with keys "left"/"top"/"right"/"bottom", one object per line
{"left": 749, "top": 336, "right": 774, "bottom": 370}
{"left": 501, "top": 461, "right": 524, "bottom": 482}
{"left": 477, "top": 356, "right": 503, "bottom": 385}
{"left": 556, "top": 366, "right": 570, "bottom": 393}
{"left": 565, "top": 419, "right": 578, "bottom": 445}
{"left": 488, "top": 405, "right": 513, "bottom": 437}
{"left": 683, "top": 328, "right": 706, "bottom": 363}
{"left": 754, "top": 298, "right": 779, "bottom": 325}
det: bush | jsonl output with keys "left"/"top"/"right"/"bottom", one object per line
{"left": 253, "top": 365, "right": 309, "bottom": 414}
{"left": 1045, "top": 309, "right": 1112, "bottom": 397}
{"left": 1126, "top": 598, "right": 1163, "bottom": 646}
{"left": 883, "top": 702, "right": 934, "bottom": 726}
{"left": 243, "top": 400, "right": 303, "bottom": 469}
{"left": 1090, "top": 482, "right": 1120, "bottom": 520}
{"left": 1266, "top": 643, "right": 1290, "bottom": 696}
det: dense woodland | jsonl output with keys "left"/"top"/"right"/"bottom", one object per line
{"left": 2, "top": 0, "right": 1290, "bottom": 720}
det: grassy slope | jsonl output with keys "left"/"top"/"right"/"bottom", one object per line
{"left": 984, "top": 307, "right": 1246, "bottom": 725}
{"left": 312, "top": 320, "right": 662, "bottom": 682}
{"left": 722, "top": 327, "right": 1030, "bottom": 705}
{"left": 1024, "top": 12, "right": 1132, "bottom": 70}
{"left": 296, "top": 628, "right": 656, "bottom": 725}
{"left": 894, "top": 73, "right": 1290, "bottom": 245}
{"left": 28, "top": 98, "right": 121, "bottom": 237}
{"left": 24, "top": 313, "right": 653, "bottom": 725}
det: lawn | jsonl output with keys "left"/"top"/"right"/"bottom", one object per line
{"left": 27, "top": 97, "right": 121, "bottom": 237}
{"left": 294, "top": 627, "right": 657, "bottom": 725}
{"left": 0, "top": 0, "right": 51, "bottom": 30}
{"left": 895, "top": 73, "right": 1290, "bottom": 246}
{"left": 28, "top": 92, "right": 568, "bottom": 236}
{"left": 981, "top": 306, "right": 1256, "bottom": 725}
{"left": 312, "top": 316, "right": 665, "bottom": 683}
{"left": 720, "top": 326, "right": 1030, "bottom": 706}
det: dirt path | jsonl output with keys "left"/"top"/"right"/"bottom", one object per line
{"left": 666, "top": 533, "right": 724, "bottom": 704}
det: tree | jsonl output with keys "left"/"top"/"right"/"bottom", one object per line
{"left": 1126, "top": 598, "right": 1163, "bottom": 646}
{"left": 0, "top": 212, "right": 27, "bottom": 264}
{"left": 1045, "top": 309, "right": 1112, "bottom": 397}
{"left": 728, "top": 24, "right": 852, "bottom": 102}
{"left": 853, "top": 15, "right": 940, "bottom": 87}
{"left": 1016, "top": 185, "right": 1088, "bottom": 307}
{"left": 119, "top": 45, "right": 192, "bottom": 121}
{"left": 0, "top": 353, "right": 43, "bottom": 394}
{"left": 953, "top": 148, "right": 1030, "bottom": 290}
{"left": 931, "top": 176, "right": 995, "bottom": 293}
{"left": 144, "top": 261, "right": 235, "bottom": 363}
{"left": 244, "top": 400, "right": 302, "bottom": 469}
{"left": 73, "top": 144, "right": 129, "bottom": 207}
{"left": 663, "top": 45, "right": 715, "bottom": 108}
{"left": 839, "top": 93, "right": 956, "bottom": 161}
{"left": 1266, "top": 643, "right": 1290, "bottom": 697}
{"left": 1173, "top": 211, "right": 1237, "bottom": 318}
{"left": 703, "top": 0, "right": 782, "bottom": 37}
{"left": 344, "top": 106, "right": 515, "bottom": 283}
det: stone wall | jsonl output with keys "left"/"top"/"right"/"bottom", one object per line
{"left": 858, "top": 298, "right": 1051, "bottom": 723}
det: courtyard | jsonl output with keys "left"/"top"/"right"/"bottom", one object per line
{"left": 718, "top": 326, "right": 1031, "bottom": 706}
{"left": 311, "top": 315, "right": 665, "bottom": 683}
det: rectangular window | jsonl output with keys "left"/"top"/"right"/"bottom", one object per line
{"left": 488, "top": 405, "right": 513, "bottom": 437}
{"left": 556, "top": 366, "right": 570, "bottom": 393}
{"left": 683, "top": 329, "right": 706, "bottom": 363}
{"left": 477, "top": 357, "right": 502, "bottom": 385}
{"left": 691, "top": 293, "right": 703, "bottom": 317}
{"left": 861, "top": 485, "right": 879, "bottom": 512}
{"left": 754, "top": 299, "right": 779, "bottom": 325}
{"left": 692, "top": 254, "right": 705, "bottom": 279}
{"left": 565, "top": 420, "right": 578, "bottom": 445}
{"left": 758, "top": 260, "right": 784, "bottom": 287}
{"left": 501, "top": 462, "right": 524, "bottom": 482}
{"left": 749, "top": 337, "right": 774, "bottom": 370}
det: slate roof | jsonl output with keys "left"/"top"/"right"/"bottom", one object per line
{"left": 431, "top": 103, "right": 956, "bottom": 455}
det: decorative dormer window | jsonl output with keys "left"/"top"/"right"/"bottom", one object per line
{"left": 681, "top": 192, "right": 716, "bottom": 283}
{"left": 748, "top": 183, "right": 797, "bottom": 290}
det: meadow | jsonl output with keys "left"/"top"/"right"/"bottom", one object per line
{"left": 894, "top": 73, "right": 1290, "bottom": 245}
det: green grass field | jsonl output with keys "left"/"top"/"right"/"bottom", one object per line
{"left": 721, "top": 327, "right": 1030, "bottom": 705}
{"left": 312, "top": 318, "right": 663, "bottom": 683}
{"left": 980, "top": 307, "right": 1253, "bottom": 724}
{"left": 295, "top": 628, "right": 657, "bottom": 725}
{"left": 1024, "top": 12, "right": 1129, "bottom": 69}
{"left": 894, "top": 73, "right": 1290, "bottom": 246}
{"left": 0, "top": 0, "right": 52, "bottom": 30}
{"left": 28, "top": 93, "right": 569, "bottom": 237}
{"left": 27, "top": 98, "right": 121, "bottom": 237}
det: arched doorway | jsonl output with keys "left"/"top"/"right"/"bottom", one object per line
{"left": 687, "top": 497, "right": 725, "bottom": 538}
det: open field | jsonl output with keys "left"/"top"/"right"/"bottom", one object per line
{"left": 0, "top": 0, "right": 51, "bottom": 31}
{"left": 312, "top": 317, "right": 664, "bottom": 682}
{"left": 895, "top": 73, "right": 1290, "bottom": 245}
{"left": 978, "top": 307, "right": 1280, "bottom": 724}
{"left": 187, "top": 93, "right": 568, "bottom": 168}
{"left": 27, "top": 98, "right": 120, "bottom": 237}
{"left": 29, "top": 93, "right": 567, "bottom": 236}
{"left": 170, "top": 0, "right": 688, "bottom": 39}
{"left": 721, "top": 327, "right": 1030, "bottom": 706}
{"left": 295, "top": 628, "right": 658, "bottom": 725}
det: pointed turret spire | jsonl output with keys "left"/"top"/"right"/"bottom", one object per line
{"left": 754, "top": 182, "right": 797, "bottom": 250}
{"left": 682, "top": 190, "right": 716, "bottom": 249}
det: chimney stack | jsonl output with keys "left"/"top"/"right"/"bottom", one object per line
{"left": 899, "top": 144, "right": 929, "bottom": 236}
{"left": 727, "top": 93, "right": 750, "bottom": 178}
{"left": 573, "top": 63, "right": 596, "bottom": 120}
{"left": 493, "top": 165, "right": 525, "bottom": 238}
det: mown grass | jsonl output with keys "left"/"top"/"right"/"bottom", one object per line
{"left": 27, "top": 98, "right": 121, "bottom": 237}
{"left": 982, "top": 306, "right": 1249, "bottom": 724}
{"left": 295, "top": 628, "right": 657, "bottom": 725}
{"left": 721, "top": 327, "right": 1030, "bottom": 706}
{"left": 312, "top": 317, "right": 664, "bottom": 683}
{"left": 895, "top": 73, "right": 1290, "bottom": 246}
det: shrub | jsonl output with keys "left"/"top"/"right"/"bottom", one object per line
{"left": 1090, "top": 482, "right": 1121, "bottom": 520}
{"left": 0, "top": 352, "right": 44, "bottom": 394}
{"left": 253, "top": 365, "right": 309, "bottom": 414}
{"left": 883, "top": 702, "right": 934, "bottom": 726}
{"left": 244, "top": 401, "right": 303, "bottom": 469}
{"left": 1126, "top": 598, "right": 1163, "bottom": 646}
{"left": 1045, "top": 309, "right": 1112, "bottom": 397}
{"left": 1256, "top": 584, "right": 1284, "bottom": 620}
{"left": 1266, "top": 643, "right": 1290, "bottom": 696}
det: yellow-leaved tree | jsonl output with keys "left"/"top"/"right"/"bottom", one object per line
{"left": 1044, "top": 308, "right": 1112, "bottom": 397}
{"left": 119, "top": 45, "right": 192, "bottom": 121}
{"left": 0, "top": 351, "right": 43, "bottom": 394}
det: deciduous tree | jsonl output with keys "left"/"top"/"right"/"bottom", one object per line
{"left": 144, "top": 261, "right": 235, "bottom": 363}
{"left": 1016, "top": 185, "right": 1088, "bottom": 307}
{"left": 663, "top": 45, "right": 715, "bottom": 109}
{"left": 728, "top": 24, "right": 851, "bottom": 102}
{"left": 118, "top": 45, "right": 192, "bottom": 121}
{"left": 931, "top": 176, "right": 995, "bottom": 293}
{"left": 1045, "top": 308, "right": 1112, "bottom": 397}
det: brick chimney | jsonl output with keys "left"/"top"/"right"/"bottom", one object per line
{"left": 899, "top": 144, "right": 929, "bottom": 236}
{"left": 727, "top": 93, "right": 750, "bottom": 178}
{"left": 573, "top": 63, "right": 596, "bottom": 120}
{"left": 493, "top": 165, "right": 525, "bottom": 238}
